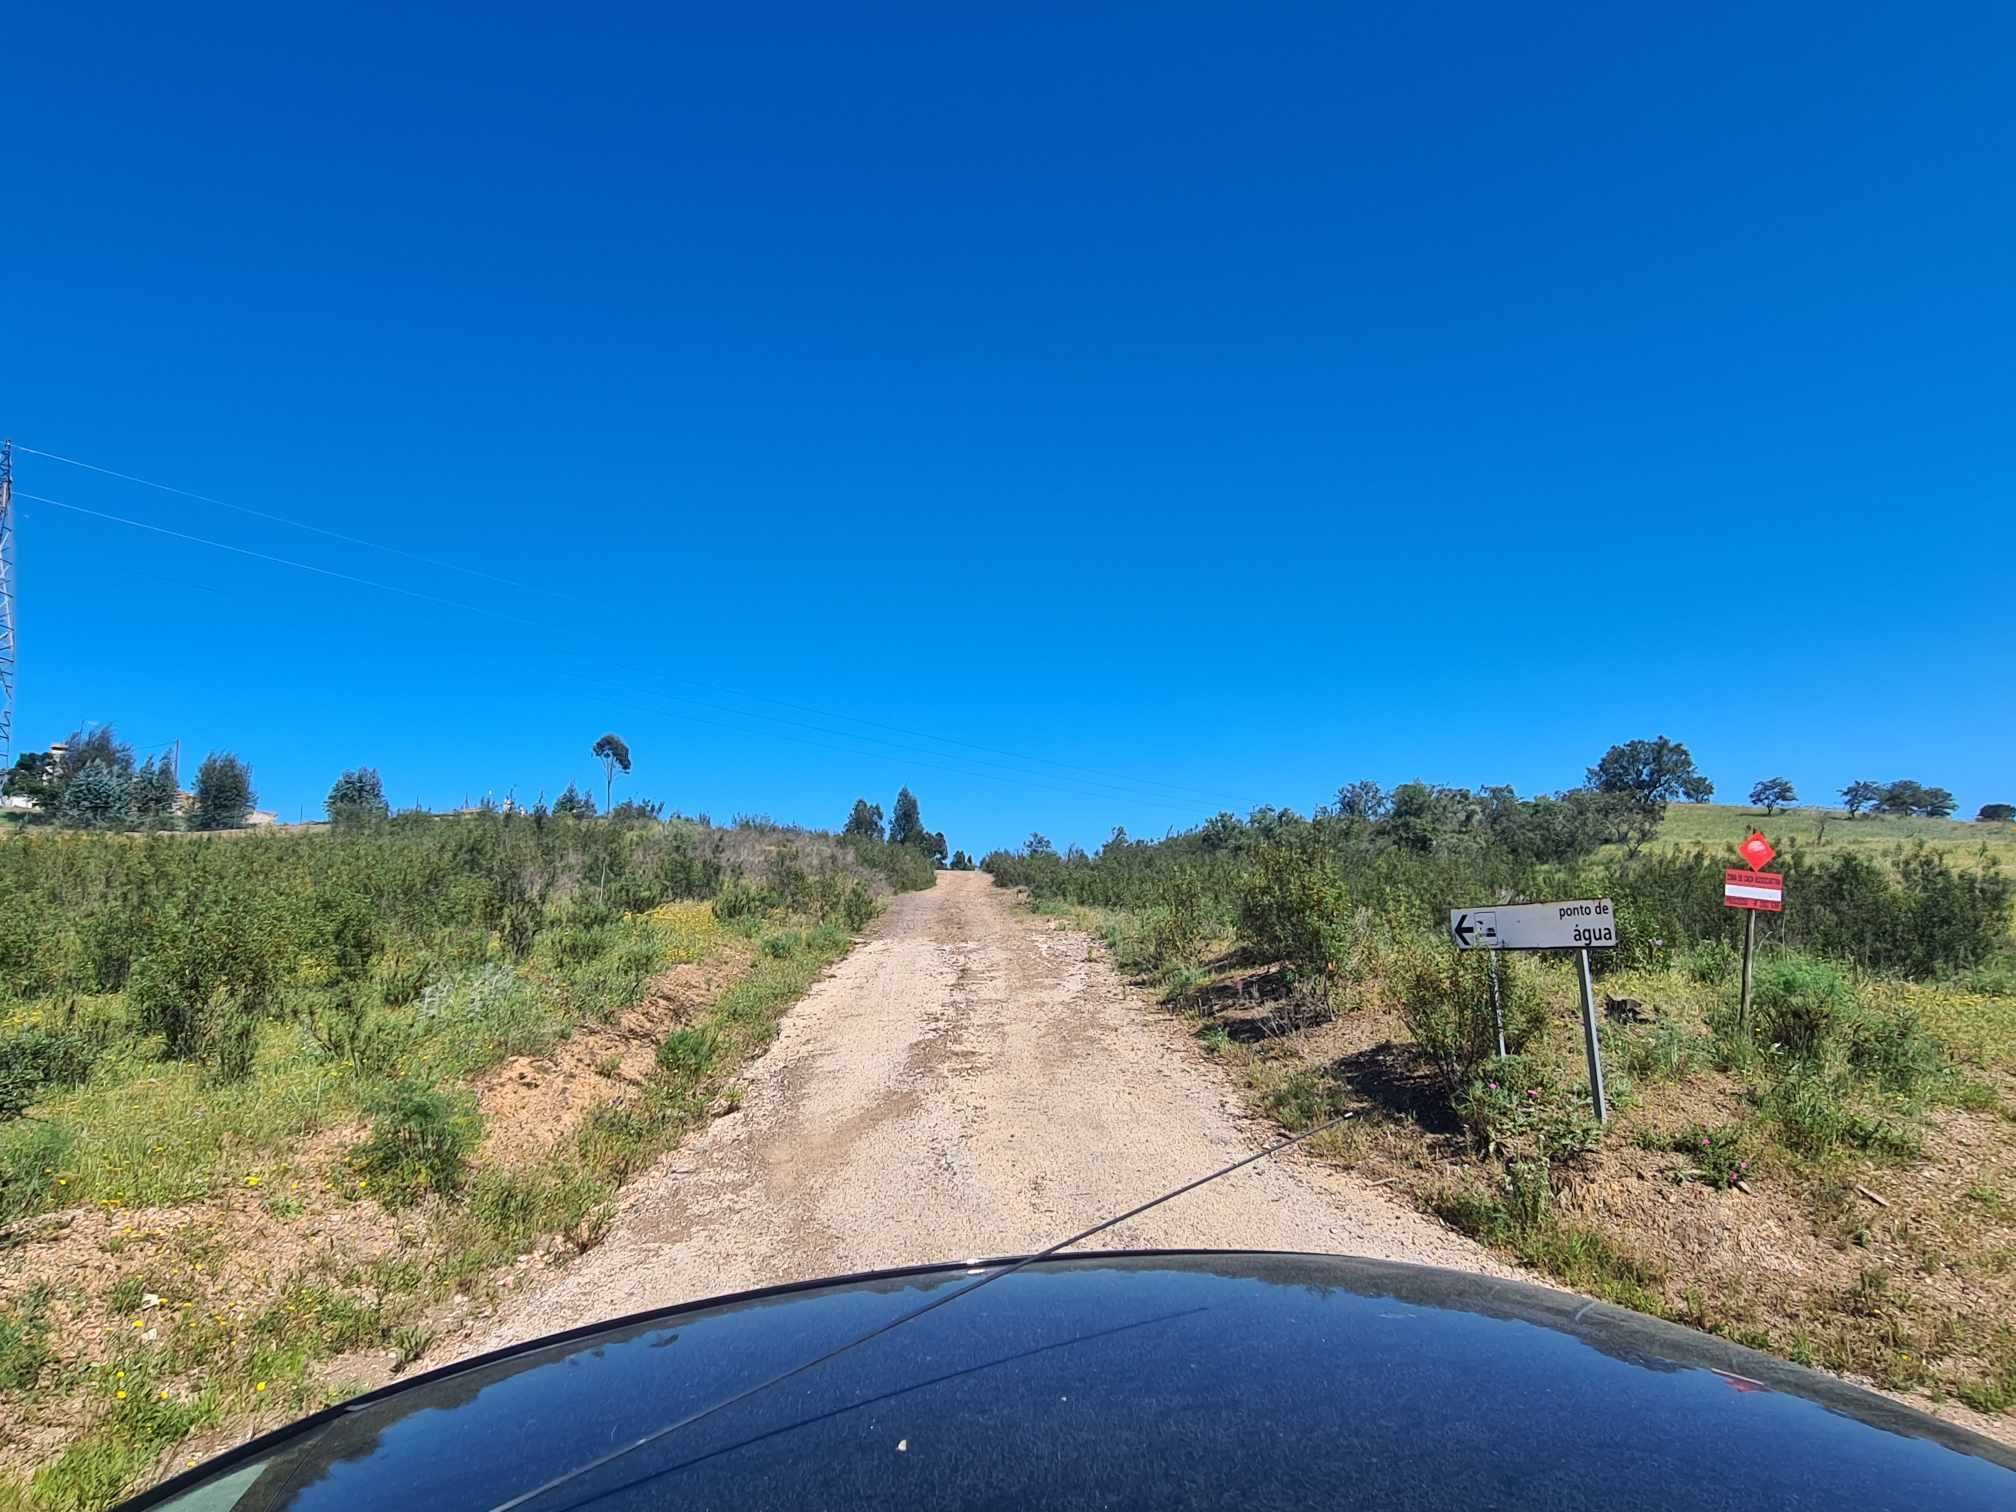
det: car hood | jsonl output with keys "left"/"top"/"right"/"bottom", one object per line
{"left": 131, "top": 1251, "right": 2016, "bottom": 1511}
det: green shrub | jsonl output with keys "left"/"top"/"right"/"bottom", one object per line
{"left": 1455, "top": 1057, "right": 1601, "bottom": 1164}
{"left": 1750, "top": 954, "right": 1858, "bottom": 1060}
{"left": 1762, "top": 1065, "right": 1853, "bottom": 1156}
{"left": 1263, "top": 1069, "right": 1344, "bottom": 1131}
{"left": 839, "top": 882, "right": 876, "bottom": 932}
{"left": 760, "top": 930, "right": 803, "bottom": 960}
{"left": 712, "top": 878, "right": 769, "bottom": 921}
{"left": 127, "top": 881, "right": 285, "bottom": 1072}
{"left": 1236, "top": 844, "right": 1348, "bottom": 972}
{"left": 1390, "top": 938, "right": 1548, "bottom": 1095}
{"left": 0, "top": 1028, "right": 99, "bottom": 1121}
{"left": 350, "top": 1081, "right": 481, "bottom": 1204}
{"left": 656, "top": 1026, "right": 719, "bottom": 1082}
{"left": 0, "top": 1284, "right": 53, "bottom": 1389}
{"left": 1621, "top": 1019, "right": 1705, "bottom": 1084}
{"left": 0, "top": 1121, "right": 75, "bottom": 1222}
{"left": 1665, "top": 1123, "right": 1750, "bottom": 1188}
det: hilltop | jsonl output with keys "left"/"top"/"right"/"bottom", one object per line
{"left": 1647, "top": 803, "right": 2015, "bottom": 866}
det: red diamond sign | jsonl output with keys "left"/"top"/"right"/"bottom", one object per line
{"left": 1738, "top": 832, "right": 1776, "bottom": 870}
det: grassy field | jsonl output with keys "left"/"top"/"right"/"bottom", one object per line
{"left": 0, "top": 815, "right": 915, "bottom": 1510}
{"left": 1643, "top": 803, "right": 2016, "bottom": 865}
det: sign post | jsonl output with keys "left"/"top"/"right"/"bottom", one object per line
{"left": 1450, "top": 898, "right": 1617, "bottom": 1121}
{"left": 1488, "top": 954, "right": 1506, "bottom": 1059}
{"left": 1723, "top": 834, "right": 1782, "bottom": 1032}
{"left": 1576, "top": 946, "right": 1606, "bottom": 1123}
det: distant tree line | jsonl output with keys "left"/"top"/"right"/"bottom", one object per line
{"left": 2, "top": 726, "right": 256, "bottom": 831}
{"left": 841, "top": 786, "right": 952, "bottom": 866}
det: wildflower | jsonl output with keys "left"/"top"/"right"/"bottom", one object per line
{"left": 116, "top": 1390, "right": 127, "bottom": 1400}
{"left": 255, "top": 1381, "right": 267, "bottom": 1393}
{"left": 1527, "top": 1088, "right": 1540, "bottom": 1099}
{"left": 245, "top": 1176, "right": 260, "bottom": 1188}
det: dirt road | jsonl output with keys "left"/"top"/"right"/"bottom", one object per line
{"left": 470, "top": 872, "right": 1505, "bottom": 1351}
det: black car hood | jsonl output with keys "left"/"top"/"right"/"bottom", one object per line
{"left": 130, "top": 1251, "right": 2016, "bottom": 1511}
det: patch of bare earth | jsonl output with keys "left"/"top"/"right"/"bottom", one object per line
{"left": 472, "top": 945, "right": 751, "bottom": 1167}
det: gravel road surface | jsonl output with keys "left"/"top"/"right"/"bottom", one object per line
{"left": 468, "top": 870, "right": 1506, "bottom": 1350}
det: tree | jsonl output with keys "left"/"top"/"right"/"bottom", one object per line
{"left": 949, "top": 849, "right": 975, "bottom": 870}
{"left": 1198, "top": 812, "right": 1243, "bottom": 851}
{"left": 1918, "top": 787, "right": 1958, "bottom": 819}
{"left": 1749, "top": 778, "right": 1797, "bottom": 816}
{"left": 552, "top": 783, "right": 596, "bottom": 818}
{"left": 928, "top": 831, "right": 949, "bottom": 865}
{"left": 1334, "top": 780, "right": 1389, "bottom": 821}
{"left": 1978, "top": 804, "right": 2015, "bottom": 824}
{"left": 326, "top": 767, "right": 391, "bottom": 827}
{"left": 592, "top": 733, "right": 632, "bottom": 815}
{"left": 1024, "top": 833, "right": 1054, "bottom": 858}
{"left": 1587, "top": 737, "right": 1714, "bottom": 853}
{"left": 1840, "top": 780, "right": 1881, "bottom": 818}
{"left": 130, "top": 756, "right": 180, "bottom": 825}
{"left": 888, "top": 787, "right": 925, "bottom": 848}
{"left": 2, "top": 752, "right": 61, "bottom": 813}
{"left": 59, "top": 760, "right": 131, "bottom": 828}
{"left": 58, "top": 726, "right": 135, "bottom": 785}
{"left": 191, "top": 752, "right": 255, "bottom": 830}
{"left": 842, "top": 798, "right": 885, "bottom": 843}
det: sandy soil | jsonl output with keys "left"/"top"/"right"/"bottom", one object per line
{"left": 464, "top": 872, "right": 1509, "bottom": 1351}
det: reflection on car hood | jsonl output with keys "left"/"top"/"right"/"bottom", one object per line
{"left": 127, "top": 1251, "right": 2016, "bottom": 1511}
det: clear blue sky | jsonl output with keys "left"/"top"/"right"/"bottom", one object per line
{"left": 7, "top": 4, "right": 2012, "bottom": 851}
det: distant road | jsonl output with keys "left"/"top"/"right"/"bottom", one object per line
{"left": 462, "top": 870, "right": 1506, "bottom": 1351}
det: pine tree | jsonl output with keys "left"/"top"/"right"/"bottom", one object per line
{"left": 60, "top": 760, "right": 132, "bottom": 829}
{"left": 888, "top": 787, "right": 924, "bottom": 848}
{"left": 192, "top": 753, "right": 255, "bottom": 830}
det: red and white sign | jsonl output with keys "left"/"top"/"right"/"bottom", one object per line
{"left": 1738, "top": 832, "right": 1776, "bottom": 870}
{"left": 1724, "top": 868, "right": 1784, "bottom": 912}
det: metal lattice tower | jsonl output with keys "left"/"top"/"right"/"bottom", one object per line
{"left": 0, "top": 440, "right": 13, "bottom": 769}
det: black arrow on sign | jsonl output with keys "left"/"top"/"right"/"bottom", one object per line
{"left": 1452, "top": 913, "right": 1474, "bottom": 947}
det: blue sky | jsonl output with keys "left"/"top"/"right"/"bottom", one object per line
{"left": 7, "top": 3, "right": 2012, "bottom": 851}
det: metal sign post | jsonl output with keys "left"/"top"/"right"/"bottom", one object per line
{"left": 1576, "top": 947, "right": 1607, "bottom": 1123}
{"left": 1450, "top": 898, "right": 1617, "bottom": 1120}
{"left": 1723, "top": 835, "right": 1783, "bottom": 1035}
{"left": 1488, "top": 953, "right": 1506, "bottom": 1059}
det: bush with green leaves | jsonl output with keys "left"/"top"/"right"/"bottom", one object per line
{"left": 126, "top": 877, "right": 286, "bottom": 1075}
{"left": 1389, "top": 938, "right": 1548, "bottom": 1095}
{"left": 350, "top": 1080, "right": 482, "bottom": 1204}
{"left": 0, "top": 1028, "right": 99, "bottom": 1121}
{"left": 656, "top": 1025, "right": 719, "bottom": 1081}
{"left": 1664, "top": 1123, "right": 1750, "bottom": 1188}
{"left": 1749, "top": 954, "right": 1858, "bottom": 1060}
{"left": 1236, "top": 843, "right": 1350, "bottom": 973}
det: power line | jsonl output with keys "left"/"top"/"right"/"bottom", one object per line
{"left": 17, "top": 493, "right": 538, "bottom": 626}
{"left": 13, "top": 444, "right": 1256, "bottom": 820}
{"left": 15, "top": 445, "right": 532, "bottom": 591}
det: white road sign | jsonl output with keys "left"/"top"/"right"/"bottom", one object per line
{"left": 1449, "top": 899, "right": 1617, "bottom": 952}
